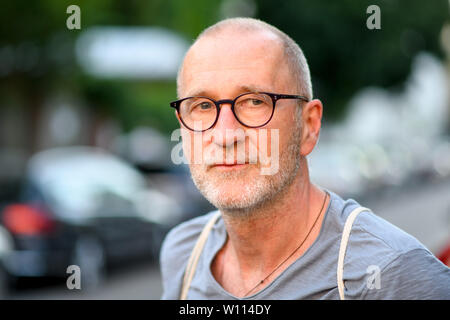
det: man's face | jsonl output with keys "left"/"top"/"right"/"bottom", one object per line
{"left": 178, "top": 29, "right": 303, "bottom": 213}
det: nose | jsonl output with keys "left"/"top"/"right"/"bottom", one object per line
{"left": 211, "top": 103, "right": 245, "bottom": 147}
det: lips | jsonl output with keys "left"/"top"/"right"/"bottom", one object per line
{"left": 210, "top": 162, "right": 249, "bottom": 170}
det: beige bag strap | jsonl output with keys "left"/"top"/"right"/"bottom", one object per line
{"left": 337, "top": 206, "right": 370, "bottom": 300}
{"left": 180, "top": 211, "right": 221, "bottom": 300}
{"left": 180, "top": 206, "right": 370, "bottom": 300}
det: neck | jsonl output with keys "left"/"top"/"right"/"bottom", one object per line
{"left": 219, "top": 161, "right": 328, "bottom": 280}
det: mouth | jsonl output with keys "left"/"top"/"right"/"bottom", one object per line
{"left": 210, "top": 163, "right": 249, "bottom": 171}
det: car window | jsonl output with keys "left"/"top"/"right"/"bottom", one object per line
{"left": 32, "top": 153, "right": 146, "bottom": 219}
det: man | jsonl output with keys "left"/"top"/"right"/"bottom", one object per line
{"left": 160, "top": 17, "right": 450, "bottom": 299}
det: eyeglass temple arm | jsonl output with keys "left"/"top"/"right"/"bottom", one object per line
{"left": 274, "top": 94, "right": 310, "bottom": 102}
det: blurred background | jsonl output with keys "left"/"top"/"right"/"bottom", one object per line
{"left": 0, "top": 0, "right": 449, "bottom": 299}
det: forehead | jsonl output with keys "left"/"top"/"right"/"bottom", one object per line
{"left": 180, "top": 29, "right": 288, "bottom": 97}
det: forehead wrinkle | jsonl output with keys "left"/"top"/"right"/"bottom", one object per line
{"left": 185, "top": 84, "right": 275, "bottom": 99}
{"left": 180, "top": 31, "right": 287, "bottom": 97}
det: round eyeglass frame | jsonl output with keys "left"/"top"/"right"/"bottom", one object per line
{"left": 169, "top": 91, "right": 310, "bottom": 132}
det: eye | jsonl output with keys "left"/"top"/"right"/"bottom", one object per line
{"left": 191, "top": 100, "right": 213, "bottom": 112}
{"left": 251, "top": 99, "right": 264, "bottom": 106}
{"left": 199, "top": 102, "right": 213, "bottom": 110}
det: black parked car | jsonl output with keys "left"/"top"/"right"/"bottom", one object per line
{"left": 0, "top": 146, "right": 184, "bottom": 289}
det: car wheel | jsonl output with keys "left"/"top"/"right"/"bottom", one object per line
{"left": 71, "top": 236, "right": 106, "bottom": 290}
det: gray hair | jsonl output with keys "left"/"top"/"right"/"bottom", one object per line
{"left": 177, "top": 17, "right": 313, "bottom": 104}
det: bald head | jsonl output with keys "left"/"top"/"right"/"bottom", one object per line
{"left": 177, "top": 17, "right": 312, "bottom": 101}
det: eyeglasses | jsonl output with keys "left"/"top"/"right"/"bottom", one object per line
{"left": 170, "top": 92, "right": 309, "bottom": 132}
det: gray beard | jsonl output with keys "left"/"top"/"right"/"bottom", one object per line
{"left": 189, "top": 122, "right": 302, "bottom": 218}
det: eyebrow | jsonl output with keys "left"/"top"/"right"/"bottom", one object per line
{"left": 185, "top": 84, "right": 271, "bottom": 98}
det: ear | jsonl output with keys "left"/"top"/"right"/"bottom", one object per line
{"left": 300, "top": 99, "right": 323, "bottom": 156}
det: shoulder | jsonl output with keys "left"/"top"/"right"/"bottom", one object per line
{"left": 362, "top": 247, "right": 450, "bottom": 299}
{"left": 327, "top": 191, "right": 450, "bottom": 299}
{"left": 327, "top": 190, "right": 427, "bottom": 258}
{"left": 159, "top": 210, "right": 219, "bottom": 299}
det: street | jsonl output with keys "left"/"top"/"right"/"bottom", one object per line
{"left": 8, "top": 261, "right": 163, "bottom": 300}
{"left": 6, "top": 176, "right": 450, "bottom": 300}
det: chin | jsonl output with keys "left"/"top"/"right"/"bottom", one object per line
{"left": 190, "top": 163, "right": 281, "bottom": 212}
{"left": 201, "top": 177, "right": 273, "bottom": 213}
{"left": 211, "top": 189, "right": 252, "bottom": 209}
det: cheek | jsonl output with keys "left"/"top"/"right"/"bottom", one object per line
{"left": 181, "top": 131, "right": 209, "bottom": 163}
{"left": 258, "top": 124, "right": 294, "bottom": 158}
{"left": 268, "top": 129, "right": 290, "bottom": 159}
{"left": 181, "top": 131, "right": 194, "bottom": 162}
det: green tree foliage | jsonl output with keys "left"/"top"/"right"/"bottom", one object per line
{"left": 0, "top": 0, "right": 222, "bottom": 134}
{"left": 0, "top": 0, "right": 447, "bottom": 133}
{"left": 256, "top": 0, "right": 449, "bottom": 120}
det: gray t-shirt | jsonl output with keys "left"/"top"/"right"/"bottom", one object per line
{"left": 160, "top": 190, "right": 450, "bottom": 299}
